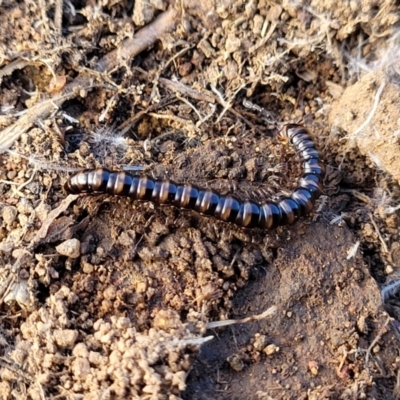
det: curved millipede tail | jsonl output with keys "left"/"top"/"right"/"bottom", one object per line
{"left": 64, "top": 124, "right": 325, "bottom": 229}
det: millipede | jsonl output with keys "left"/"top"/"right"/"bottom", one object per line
{"left": 64, "top": 124, "right": 325, "bottom": 230}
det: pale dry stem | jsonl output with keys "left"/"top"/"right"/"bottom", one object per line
{"left": 364, "top": 315, "right": 391, "bottom": 374}
{"left": 369, "top": 212, "right": 389, "bottom": 254}
{"left": 206, "top": 306, "right": 277, "bottom": 329}
{"left": 347, "top": 81, "right": 386, "bottom": 141}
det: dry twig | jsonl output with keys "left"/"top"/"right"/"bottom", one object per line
{"left": 364, "top": 315, "right": 391, "bottom": 373}
{"left": 96, "top": 8, "right": 179, "bottom": 73}
{"left": 206, "top": 306, "right": 277, "bottom": 329}
{"left": 159, "top": 78, "right": 215, "bottom": 103}
{"left": 369, "top": 213, "right": 389, "bottom": 253}
{"left": 0, "top": 7, "right": 180, "bottom": 151}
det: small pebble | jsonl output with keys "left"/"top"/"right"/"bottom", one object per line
{"left": 385, "top": 265, "right": 394, "bottom": 275}
{"left": 253, "top": 334, "right": 267, "bottom": 351}
{"left": 73, "top": 343, "right": 89, "bottom": 358}
{"left": 17, "top": 198, "right": 34, "bottom": 214}
{"left": 56, "top": 239, "right": 81, "bottom": 258}
{"left": 225, "top": 34, "right": 241, "bottom": 53}
{"left": 2, "top": 206, "right": 17, "bottom": 226}
{"left": 308, "top": 360, "right": 319, "bottom": 376}
{"left": 18, "top": 214, "right": 28, "bottom": 226}
{"left": 53, "top": 329, "right": 78, "bottom": 348}
{"left": 227, "top": 354, "right": 244, "bottom": 371}
{"left": 264, "top": 344, "right": 279, "bottom": 356}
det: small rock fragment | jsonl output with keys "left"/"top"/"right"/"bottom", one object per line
{"left": 73, "top": 343, "right": 89, "bottom": 358}
{"left": 56, "top": 239, "right": 81, "bottom": 258}
{"left": 17, "top": 198, "right": 34, "bottom": 214}
{"left": 72, "top": 357, "right": 90, "bottom": 378}
{"left": 153, "top": 309, "right": 182, "bottom": 331}
{"left": 253, "top": 334, "right": 267, "bottom": 351}
{"left": 225, "top": 34, "right": 241, "bottom": 53}
{"left": 308, "top": 360, "right": 319, "bottom": 376}
{"left": 53, "top": 329, "right": 78, "bottom": 348}
{"left": 2, "top": 206, "right": 17, "bottom": 226}
{"left": 227, "top": 354, "right": 244, "bottom": 371}
{"left": 264, "top": 343, "right": 279, "bottom": 356}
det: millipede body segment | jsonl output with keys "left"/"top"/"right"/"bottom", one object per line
{"left": 64, "top": 124, "right": 325, "bottom": 229}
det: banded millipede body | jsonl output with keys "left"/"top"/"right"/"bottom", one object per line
{"left": 64, "top": 124, "right": 325, "bottom": 229}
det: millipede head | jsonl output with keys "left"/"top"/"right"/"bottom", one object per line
{"left": 278, "top": 124, "right": 305, "bottom": 145}
{"left": 277, "top": 125, "right": 290, "bottom": 144}
{"left": 64, "top": 169, "right": 92, "bottom": 194}
{"left": 63, "top": 179, "right": 76, "bottom": 194}
{"left": 281, "top": 124, "right": 309, "bottom": 143}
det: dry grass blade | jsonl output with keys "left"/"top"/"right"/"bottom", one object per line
{"left": 350, "top": 81, "right": 386, "bottom": 138}
{"left": 159, "top": 77, "right": 215, "bottom": 103}
{"left": 206, "top": 306, "right": 277, "bottom": 329}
